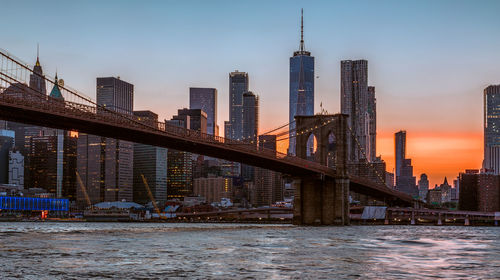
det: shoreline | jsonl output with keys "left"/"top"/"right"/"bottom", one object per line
{"left": 0, "top": 218, "right": 498, "bottom": 226}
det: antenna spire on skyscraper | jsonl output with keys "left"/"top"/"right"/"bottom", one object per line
{"left": 36, "top": 43, "right": 40, "bottom": 66}
{"left": 300, "top": 8, "right": 305, "bottom": 52}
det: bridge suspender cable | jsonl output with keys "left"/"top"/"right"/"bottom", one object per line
{"left": 260, "top": 120, "right": 294, "bottom": 135}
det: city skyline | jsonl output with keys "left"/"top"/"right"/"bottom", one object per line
{"left": 1, "top": 2, "right": 500, "bottom": 278}
{"left": 1, "top": 0, "right": 499, "bottom": 186}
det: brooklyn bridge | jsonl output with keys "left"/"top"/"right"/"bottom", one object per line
{"left": 0, "top": 49, "right": 420, "bottom": 225}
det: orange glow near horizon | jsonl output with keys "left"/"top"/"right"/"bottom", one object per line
{"left": 377, "top": 131, "right": 483, "bottom": 187}
{"left": 272, "top": 129, "right": 483, "bottom": 188}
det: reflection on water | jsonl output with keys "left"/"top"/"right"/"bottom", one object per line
{"left": 0, "top": 223, "right": 499, "bottom": 279}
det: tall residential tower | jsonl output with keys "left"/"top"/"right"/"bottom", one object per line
{"left": 341, "top": 60, "right": 376, "bottom": 162}
{"left": 394, "top": 130, "right": 418, "bottom": 197}
{"left": 227, "top": 71, "right": 249, "bottom": 140}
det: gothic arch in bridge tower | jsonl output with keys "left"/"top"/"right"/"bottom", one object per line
{"left": 305, "top": 133, "right": 318, "bottom": 161}
{"left": 294, "top": 114, "right": 348, "bottom": 174}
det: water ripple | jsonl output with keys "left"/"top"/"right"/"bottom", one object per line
{"left": 0, "top": 223, "right": 499, "bottom": 279}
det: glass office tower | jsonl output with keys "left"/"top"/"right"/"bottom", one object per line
{"left": 190, "top": 87, "right": 218, "bottom": 136}
{"left": 289, "top": 9, "right": 314, "bottom": 155}
{"left": 484, "top": 85, "right": 500, "bottom": 174}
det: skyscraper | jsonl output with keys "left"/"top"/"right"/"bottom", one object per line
{"left": 241, "top": 92, "right": 259, "bottom": 181}
{"left": 166, "top": 118, "right": 193, "bottom": 200}
{"left": 76, "top": 133, "right": 103, "bottom": 205}
{"left": 289, "top": 9, "right": 314, "bottom": 155}
{"left": 395, "top": 130, "right": 406, "bottom": 178}
{"left": 172, "top": 108, "right": 208, "bottom": 185}
{"left": 228, "top": 71, "right": 249, "bottom": 140}
{"left": 48, "top": 75, "right": 72, "bottom": 198}
{"left": 189, "top": 88, "right": 218, "bottom": 177}
{"left": 394, "top": 130, "right": 418, "bottom": 196}
{"left": 190, "top": 88, "right": 218, "bottom": 135}
{"left": 483, "top": 85, "right": 500, "bottom": 174}
{"left": 133, "top": 111, "right": 167, "bottom": 204}
{"left": 0, "top": 130, "right": 14, "bottom": 184}
{"left": 29, "top": 47, "right": 46, "bottom": 96}
{"left": 10, "top": 52, "right": 47, "bottom": 177}
{"left": 7, "top": 55, "right": 71, "bottom": 195}
{"left": 242, "top": 92, "right": 259, "bottom": 143}
{"left": 28, "top": 132, "right": 77, "bottom": 199}
{"left": 77, "top": 77, "right": 134, "bottom": 204}
{"left": 341, "top": 59, "right": 376, "bottom": 162}
{"left": 224, "top": 72, "right": 250, "bottom": 181}
{"left": 99, "top": 77, "right": 134, "bottom": 202}
{"left": 367, "top": 86, "right": 377, "bottom": 161}
{"left": 96, "top": 77, "right": 134, "bottom": 115}
{"left": 254, "top": 135, "right": 283, "bottom": 206}
{"left": 175, "top": 109, "right": 207, "bottom": 133}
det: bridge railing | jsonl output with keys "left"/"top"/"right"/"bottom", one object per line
{"left": 0, "top": 82, "right": 332, "bottom": 175}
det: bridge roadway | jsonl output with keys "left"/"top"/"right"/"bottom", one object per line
{"left": 172, "top": 207, "right": 500, "bottom": 226}
{"left": 385, "top": 208, "right": 499, "bottom": 226}
{"left": 176, "top": 207, "right": 293, "bottom": 218}
{"left": 0, "top": 89, "right": 415, "bottom": 207}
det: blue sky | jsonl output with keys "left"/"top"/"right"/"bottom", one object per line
{"left": 2, "top": 0, "right": 500, "bottom": 184}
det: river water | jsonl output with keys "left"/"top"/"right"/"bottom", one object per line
{"left": 0, "top": 223, "right": 499, "bottom": 279}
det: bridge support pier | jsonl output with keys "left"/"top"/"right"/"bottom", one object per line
{"left": 293, "top": 176, "right": 349, "bottom": 226}
{"left": 464, "top": 215, "right": 470, "bottom": 226}
{"left": 411, "top": 210, "right": 415, "bottom": 225}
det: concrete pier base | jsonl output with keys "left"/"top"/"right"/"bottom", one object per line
{"left": 437, "top": 213, "right": 443, "bottom": 226}
{"left": 293, "top": 176, "right": 349, "bottom": 226}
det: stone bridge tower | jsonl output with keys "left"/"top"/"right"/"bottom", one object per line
{"left": 292, "top": 114, "right": 350, "bottom": 225}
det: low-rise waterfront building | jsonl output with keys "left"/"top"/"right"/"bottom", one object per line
{"left": 193, "top": 176, "right": 233, "bottom": 204}
{"left": 459, "top": 170, "right": 500, "bottom": 212}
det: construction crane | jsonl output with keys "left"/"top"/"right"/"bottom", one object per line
{"left": 76, "top": 171, "right": 92, "bottom": 209}
{"left": 141, "top": 174, "right": 163, "bottom": 219}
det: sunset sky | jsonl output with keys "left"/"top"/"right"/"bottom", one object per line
{"left": 2, "top": 0, "right": 499, "bottom": 186}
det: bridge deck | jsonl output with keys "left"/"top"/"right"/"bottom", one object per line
{"left": 0, "top": 93, "right": 416, "bottom": 206}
